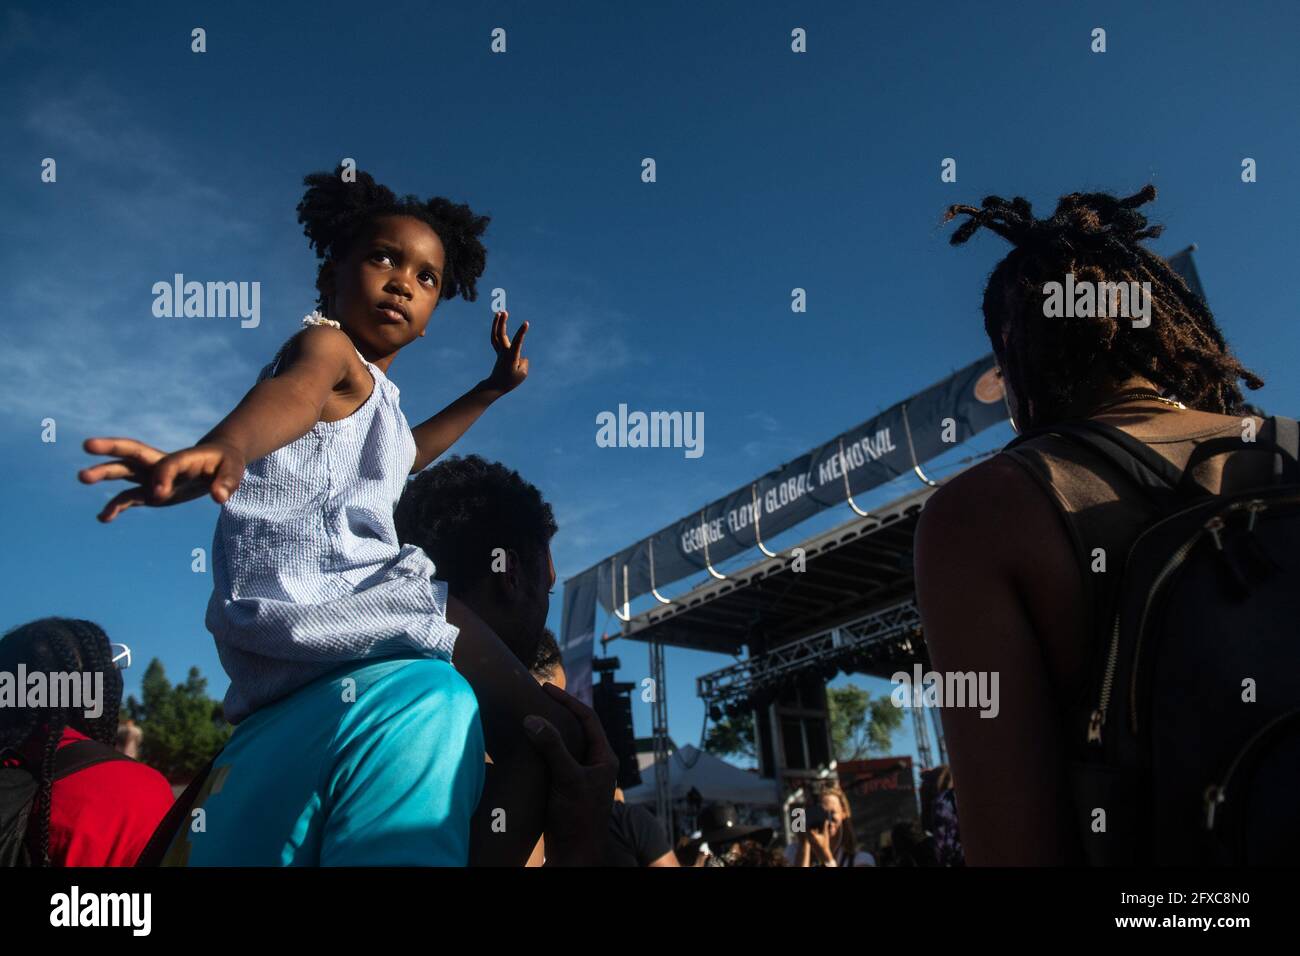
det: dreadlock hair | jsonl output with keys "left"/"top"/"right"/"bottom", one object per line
{"left": 394, "top": 454, "right": 558, "bottom": 596}
{"left": 943, "top": 184, "right": 1262, "bottom": 430}
{"left": 296, "top": 164, "right": 490, "bottom": 311}
{"left": 0, "top": 618, "right": 123, "bottom": 866}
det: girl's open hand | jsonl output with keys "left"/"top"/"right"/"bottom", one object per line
{"left": 79, "top": 437, "right": 247, "bottom": 522}
{"left": 483, "top": 310, "right": 529, "bottom": 393}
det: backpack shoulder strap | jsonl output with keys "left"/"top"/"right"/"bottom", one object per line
{"left": 134, "top": 751, "right": 220, "bottom": 867}
{"left": 2, "top": 737, "right": 133, "bottom": 780}
{"left": 51, "top": 739, "right": 135, "bottom": 780}
{"left": 1013, "top": 415, "right": 1300, "bottom": 496}
{"left": 1008, "top": 419, "right": 1185, "bottom": 503}
{"left": 1171, "top": 415, "right": 1300, "bottom": 492}
{"left": 1271, "top": 415, "right": 1300, "bottom": 463}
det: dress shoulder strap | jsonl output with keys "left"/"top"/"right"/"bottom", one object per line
{"left": 266, "top": 313, "right": 375, "bottom": 379}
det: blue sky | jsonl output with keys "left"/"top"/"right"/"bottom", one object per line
{"left": 2, "top": 1, "right": 1297, "bottom": 774}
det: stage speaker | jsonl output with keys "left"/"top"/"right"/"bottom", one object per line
{"left": 591, "top": 672, "right": 643, "bottom": 790}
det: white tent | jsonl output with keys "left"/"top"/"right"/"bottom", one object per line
{"left": 622, "top": 745, "right": 780, "bottom": 807}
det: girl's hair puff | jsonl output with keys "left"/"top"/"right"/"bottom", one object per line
{"left": 296, "top": 165, "right": 490, "bottom": 308}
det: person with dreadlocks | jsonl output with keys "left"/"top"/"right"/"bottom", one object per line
{"left": 76, "top": 166, "right": 584, "bottom": 865}
{"left": 914, "top": 185, "right": 1277, "bottom": 864}
{"left": 0, "top": 618, "right": 173, "bottom": 866}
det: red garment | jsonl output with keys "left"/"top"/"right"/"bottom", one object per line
{"left": 1, "top": 727, "right": 175, "bottom": 866}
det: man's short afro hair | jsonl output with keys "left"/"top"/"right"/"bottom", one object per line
{"left": 395, "top": 454, "right": 558, "bottom": 595}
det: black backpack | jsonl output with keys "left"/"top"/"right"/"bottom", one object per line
{"left": 1007, "top": 415, "right": 1300, "bottom": 865}
{"left": 0, "top": 737, "right": 135, "bottom": 867}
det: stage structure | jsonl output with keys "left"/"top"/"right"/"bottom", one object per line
{"left": 560, "top": 248, "right": 1207, "bottom": 826}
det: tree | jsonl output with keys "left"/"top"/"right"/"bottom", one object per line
{"left": 704, "top": 682, "right": 903, "bottom": 765}
{"left": 703, "top": 712, "right": 755, "bottom": 760}
{"left": 827, "top": 683, "right": 903, "bottom": 762}
{"left": 124, "top": 658, "right": 232, "bottom": 782}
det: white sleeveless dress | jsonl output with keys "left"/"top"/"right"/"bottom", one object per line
{"left": 205, "top": 314, "right": 458, "bottom": 723}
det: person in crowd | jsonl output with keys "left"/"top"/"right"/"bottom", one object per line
{"left": 875, "top": 830, "right": 895, "bottom": 867}
{"left": 916, "top": 185, "right": 1278, "bottom": 864}
{"left": 888, "top": 820, "right": 940, "bottom": 867}
{"left": 143, "top": 453, "right": 599, "bottom": 866}
{"left": 397, "top": 454, "right": 571, "bottom": 861}
{"left": 674, "top": 834, "right": 702, "bottom": 867}
{"left": 0, "top": 618, "right": 173, "bottom": 866}
{"left": 786, "top": 784, "right": 875, "bottom": 867}
{"left": 146, "top": 641, "right": 616, "bottom": 867}
{"left": 520, "top": 629, "right": 676, "bottom": 867}
{"left": 517, "top": 682, "right": 622, "bottom": 868}
{"left": 689, "top": 802, "right": 776, "bottom": 867}
{"left": 395, "top": 454, "right": 558, "bottom": 697}
{"left": 726, "top": 841, "right": 788, "bottom": 867}
{"left": 80, "top": 166, "right": 584, "bottom": 865}
{"left": 920, "top": 764, "right": 964, "bottom": 866}
{"left": 397, "top": 455, "right": 675, "bottom": 868}
{"left": 115, "top": 719, "right": 143, "bottom": 760}
{"left": 604, "top": 786, "right": 677, "bottom": 867}
{"left": 143, "top": 450, "right": 614, "bottom": 866}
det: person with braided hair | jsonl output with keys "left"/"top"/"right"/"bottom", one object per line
{"left": 913, "top": 185, "right": 1278, "bottom": 864}
{"left": 0, "top": 618, "right": 173, "bottom": 866}
{"left": 77, "top": 166, "right": 585, "bottom": 865}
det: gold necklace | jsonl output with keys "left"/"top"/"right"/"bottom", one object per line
{"left": 1149, "top": 395, "right": 1187, "bottom": 409}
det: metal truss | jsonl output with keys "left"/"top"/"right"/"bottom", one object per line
{"left": 649, "top": 641, "right": 673, "bottom": 834}
{"left": 696, "top": 599, "right": 923, "bottom": 708}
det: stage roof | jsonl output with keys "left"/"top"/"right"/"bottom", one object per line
{"left": 568, "top": 247, "right": 1206, "bottom": 697}
{"left": 604, "top": 480, "right": 941, "bottom": 655}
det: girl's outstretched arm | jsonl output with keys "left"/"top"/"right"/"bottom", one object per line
{"left": 409, "top": 311, "right": 528, "bottom": 473}
{"left": 78, "top": 325, "right": 355, "bottom": 521}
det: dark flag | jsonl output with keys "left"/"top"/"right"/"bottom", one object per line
{"left": 1167, "top": 245, "right": 1207, "bottom": 303}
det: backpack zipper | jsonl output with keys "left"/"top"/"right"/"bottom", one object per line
{"left": 1087, "top": 616, "right": 1122, "bottom": 744}
{"left": 1130, "top": 496, "right": 1297, "bottom": 738}
{"left": 1203, "top": 707, "right": 1300, "bottom": 831}
{"left": 1086, "top": 495, "right": 1288, "bottom": 746}
{"left": 1088, "top": 528, "right": 1202, "bottom": 745}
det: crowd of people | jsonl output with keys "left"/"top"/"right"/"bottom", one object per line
{"left": 0, "top": 453, "right": 960, "bottom": 869}
{"left": 663, "top": 778, "right": 963, "bottom": 868}
{"left": 3, "top": 171, "right": 1289, "bottom": 867}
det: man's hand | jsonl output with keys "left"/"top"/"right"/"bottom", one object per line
{"left": 482, "top": 310, "right": 529, "bottom": 394}
{"left": 79, "top": 436, "right": 247, "bottom": 522}
{"left": 523, "top": 682, "right": 618, "bottom": 866}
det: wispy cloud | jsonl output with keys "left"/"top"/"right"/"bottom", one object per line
{"left": 20, "top": 78, "right": 259, "bottom": 246}
{"left": 0, "top": 298, "right": 255, "bottom": 454}
{"left": 526, "top": 300, "right": 647, "bottom": 392}
{"left": 3, "top": 79, "right": 265, "bottom": 452}
{"left": 0, "top": 8, "right": 42, "bottom": 63}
